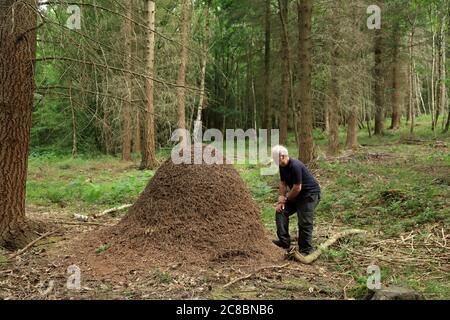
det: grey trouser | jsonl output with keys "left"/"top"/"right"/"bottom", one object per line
{"left": 275, "top": 194, "right": 320, "bottom": 255}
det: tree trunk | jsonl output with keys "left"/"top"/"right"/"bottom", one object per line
{"left": 122, "top": 0, "right": 133, "bottom": 161}
{"left": 409, "top": 30, "right": 416, "bottom": 136}
{"left": 279, "top": 0, "right": 289, "bottom": 145}
{"left": 134, "top": 111, "right": 141, "bottom": 154}
{"left": 69, "top": 85, "right": 78, "bottom": 157}
{"left": 407, "top": 29, "right": 415, "bottom": 126}
{"left": 345, "top": 105, "right": 359, "bottom": 150}
{"left": 438, "top": 17, "right": 446, "bottom": 131}
{"left": 434, "top": 25, "right": 443, "bottom": 130}
{"left": 249, "top": 36, "right": 258, "bottom": 130}
{"left": 194, "top": 1, "right": 210, "bottom": 142}
{"left": 297, "top": 0, "right": 314, "bottom": 165}
{"left": 445, "top": 5, "right": 450, "bottom": 132}
{"left": 176, "top": 0, "right": 190, "bottom": 144}
{"left": 415, "top": 72, "right": 426, "bottom": 116}
{"left": 390, "top": 30, "right": 402, "bottom": 130}
{"left": 374, "top": 28, "right": 385, "bottom": 135}
{"left": 252, "top": 70, "right": 257, "bottom": 130}
{"left": 245, "top": 43, "right": 252, "bottom": 128}
{"left": 431, "top": 30, "right": 437, "bottom": 131}
{"left": 131, "top": 0, "right": 141, "bottom": 155}
{"left": 140, "top": 0, "right": 157, "bottom": 169}
{"left": 445, "top": 106, "right": 450, "bottom": 132}
{"left": 328, "top": 31, "right": 340, "bottom": 155}
{"left": 263, "top": 0, "right": 272, "bottom": 130}
{"left": 0, "top": 0, "right": 37, "bottom": 249}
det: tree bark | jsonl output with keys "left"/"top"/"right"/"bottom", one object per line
{"left": 176, "top": 0, "right": 190, "bottom": 144}
{"left": 69, "top": 85, "right": 77, "bottom": 157}
{"left": 263, "top": 0, "right": 272, "bottom": 130}
{"left": 252, "top": 67, "right": 257, "bottom": 130}
{"left": 134, "top": 111, "right": 141, "bottom": 154}
{"left": 445, "top": 5, "right": 450, "bottom": 133}
{"left": 374, "top": 28, "right": 385, "bottom": 135}
{"left": 278, "top": 0, "right": 290, "bottom": 145}
{"left": 131, "top": 0, "right": 141, "bottom": 155}
{"left": 345, "top": 105, "right": 359, "bottom": 150}
{"left": 0, "top": 0, "right": 37, "bottom": 249}
{"left": 434, "top": 24, "right": 443, "bottom": 130}
{"left": 122, "top": 0, "right": 133, "bottom": 161}
{"left": 194, "top": 1, "right": 210, "bottom": 142}
{"left": 328, "top": 46, "right": 340, "bottom": 155}
{"left": 390, "top": 30, "right": 402, "bottom": 130}
{"left": 296, "top": 0, "right": 314, "bottom": 165}
{"left": 438, "top": 17, "right": 446, "bottom": 131}
{"left": 431, "top": 30, "right": 437, "bottom": 131}
{"left": 140, "top": 0, "right": 157, "bottom": 169}
{"left": 409, "top": 30, "right": 416, "bottom": 136}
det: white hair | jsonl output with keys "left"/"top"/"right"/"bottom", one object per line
{"left": 271, "top": 145, "right": 289, "bottom": 161}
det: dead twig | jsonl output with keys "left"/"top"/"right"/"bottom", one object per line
{"left": 442, "top": 228, "right": 447, "bottom": 247}
{"left": 54, "top": 220, "right": 111, "bottom": 227}
{"left": 0, "top": 270, "right": 12, "bottom": 275}
{"left": 8, "top": 229, "right": 61, "bottom": 260}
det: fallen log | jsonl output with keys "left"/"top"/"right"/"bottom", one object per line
{"left": 287, "top": 229, "right": 366, "bottom": 264}
{"left": 93, "top": 204, "right": 132, "bottom": 219}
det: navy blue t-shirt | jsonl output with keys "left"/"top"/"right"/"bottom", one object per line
{"left": 279, "top": 159, "right": 321, "bottom": 199}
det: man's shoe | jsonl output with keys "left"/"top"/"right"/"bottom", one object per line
{"left": 299, "top": 249, "right": 314, "bottom": 256}
{"left": 272, "top": 240, "right": 290, "bottom": 249}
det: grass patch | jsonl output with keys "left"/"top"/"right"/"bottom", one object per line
{"left": 95, "top": 243, "right": 111, "bottom": 254}
{"left": 27, "top": 154, "right": 155, "bottom": 212}
{"left": 0, "top": 253, "right": 8, "bottom": 265}
{"left": 153, "top": 270, "right": 173, "bottom": 284}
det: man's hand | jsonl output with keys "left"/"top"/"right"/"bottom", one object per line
{"left": 278, "top": 195, "right": 287, "bottom": 204}
{"left": 276, "top": 202, "right": 285, "bottom": 213}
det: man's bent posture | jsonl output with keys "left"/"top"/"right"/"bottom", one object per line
{"left": 271, "top": 145, "right": 321, "bottom": 255}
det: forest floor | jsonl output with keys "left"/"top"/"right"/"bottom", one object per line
{"left": 1, "top": 116, "right": 449, "bottom": 300}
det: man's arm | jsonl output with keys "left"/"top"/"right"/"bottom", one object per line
{"left": 286, "top": 184, "right": 302, "bottom": 201}
{"left": 278, "top": 181, "right": 287, "bottom": 202}
{"left": 276, "top": 181, "right": 288, "bottom": 213}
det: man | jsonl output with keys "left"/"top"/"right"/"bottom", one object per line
{"left": 271, "top": 145, "right": 321, "bottom": 255}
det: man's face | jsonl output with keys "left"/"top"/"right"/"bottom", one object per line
{"left": 279, "top": 155, "right": 289, "bottom": 167}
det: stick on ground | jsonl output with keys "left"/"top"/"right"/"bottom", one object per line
{"left": 288, "top": 229, "right": 366, "bottom": 264}
{"left": 94, "top": 204, "right": 132, "bottom": 218}
{"left": 9, "top": 229, "right": 61, "bottom": 260}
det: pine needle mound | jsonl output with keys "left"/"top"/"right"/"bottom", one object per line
{"left": 80, "top": 153, "right": 279, "bottom": 270}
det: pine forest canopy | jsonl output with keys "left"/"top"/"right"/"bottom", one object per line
{"left": 29, "top": 0, "right": 449, "bottom": 158}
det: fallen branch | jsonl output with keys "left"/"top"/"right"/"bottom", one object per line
{"left": 54, "top": 220, "right": 110, "bottom": 227}
{"left": 94, "top": 204, "right": 132, "bottom": 219}
{"left": 223, "top": 263, "right": 289, "bottom": 289}
{"left": 288, "top": 229, "right": 367, "bottom": 264}
{"left": 9, "top": 229, "right": 61, "bottom": 260}
{"left": 0, "top": 270, "right": 12, "bottom": 274}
